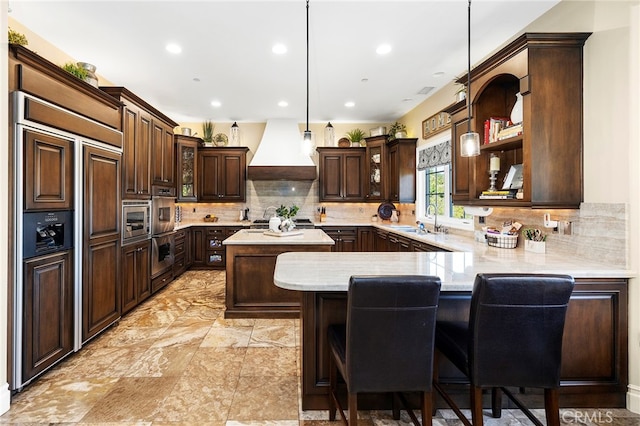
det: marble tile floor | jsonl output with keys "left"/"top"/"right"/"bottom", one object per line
{"left": 1, "top": 270, "right": 639, "bottom": 425}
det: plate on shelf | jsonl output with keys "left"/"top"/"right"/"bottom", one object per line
{"left": 213, "top": 133, "right": 228, "bottom": 146}
{"left": 377, "top": 202, "right": 396, "bottom": 220}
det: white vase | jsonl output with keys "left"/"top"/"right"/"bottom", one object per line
{"left": 510, "top": 93, "right": 523, "bottom": 124}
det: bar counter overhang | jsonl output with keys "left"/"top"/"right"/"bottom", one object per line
{"left": 274, "top": 251, "right": 633, "bottom": 410}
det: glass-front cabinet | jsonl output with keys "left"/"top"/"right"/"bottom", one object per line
{"left": 364, "top": 135, "right": 387, "bottom": 202}
{"left": 175, "top": 135, "right": 199, "bottom": 202}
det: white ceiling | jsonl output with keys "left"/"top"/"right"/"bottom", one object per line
{"left": 8, "top": 0, "right": 560, "bottom": 124}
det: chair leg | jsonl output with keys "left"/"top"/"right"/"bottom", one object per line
{"left": 422, "top": 391, "right": 433, "bottom": 426}
{"left": 544, "top": 388, "right": 561, "bottom": 426}
{"left": 392, "top": 392, "right": 400, "bottom": 420}
{"left": 328, "top": 355, "right": 337, "bottom": 421}
{"left": 348, "top": 392, "right": 358, "bottom": 425}
{"left": 491, "top": 387, "right": 502, "bottom": 418}
{"left": 470, "top": 385, "right": 484, "bottom": 426}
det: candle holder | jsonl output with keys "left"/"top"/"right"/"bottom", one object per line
{"left": 488, "top": 170, "right": 499, "bottom": 191}
{"left": 487, "top": 153, "right": 500, "bottom": 191}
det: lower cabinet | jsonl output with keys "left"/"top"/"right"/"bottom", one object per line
{"left": 173, "top": 228, "right": 192, "bottom": 277}
{"left": 22, "top": 250, "right": 74, "bottom": 382}
{"left": 121, "top": 240, "right": 151, "bottom": 315}
{"left": 357, "top": 227, "right": 374, "bottom": 251}
{"left": 190, "top": 226, "right": 245, "bottom": 270}
{"left": 322, "top": 226, "right": 358, "bottom": 252}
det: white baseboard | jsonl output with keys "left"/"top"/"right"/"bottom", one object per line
{"left": 0, "top": 382, "right": 10, "bottom": 415}
{"left": 628, "top": 384, "right": 640, "bottom": 414}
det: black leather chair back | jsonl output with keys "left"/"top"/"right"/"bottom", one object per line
{"left": 468, "top": 273, "right": 575, "bottom": 388}
{"left": 346, "top": 275, "right": 441, "bottom": 393}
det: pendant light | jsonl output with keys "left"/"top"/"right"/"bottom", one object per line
{"left": 460, "top": 0, "right": 480, "bottom": 157}
{"left": 301, "top": 0, "right": 315, "bottom": 156}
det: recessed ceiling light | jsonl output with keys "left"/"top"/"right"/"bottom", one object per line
{"left": 211, "top": 100, "right": 222, "bottom": 107}
{"left": 376, "top": 44, "right": 392, "bottom": 55}
{"left": 193, "top": 77, "right": 200, "bottom": 82}
{"left": 361, "top": 78, "right": 369, "bottom": 83}
{"left": 278, "top": 101, "right": 289, "bottom": 107}
{"left": 432, "top": 71, "right": 445, "bottom": 78}
{"left": 166, "top": 43, "right": 182, "bottom": 54}
{"left": 345, "top": 101, "right": 355, "bottom": 108}
{"left": 272, "top": 43, "right": 287, "bottom": 55}
{"left": 402, "top": 98, "right": 414, "bottom": 102}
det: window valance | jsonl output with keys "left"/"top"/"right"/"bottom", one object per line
{"left": 417, "top": 139, "right": 451, "bottom": 170}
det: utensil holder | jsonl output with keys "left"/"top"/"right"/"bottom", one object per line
{"left": 524, "top": 240, "right": 546, "bottom": 253}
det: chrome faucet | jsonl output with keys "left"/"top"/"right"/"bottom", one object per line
{"left": 426, "top": 203, "right": 439, "bottom": 233}
{"left": 263, "top": 205, "right": 278, "bottom": 219}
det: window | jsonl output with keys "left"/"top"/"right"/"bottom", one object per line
{"left": 416, "top": 135, "right": 473, "bottom": 231}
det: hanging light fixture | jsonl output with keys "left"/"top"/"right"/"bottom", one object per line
{"left": 460, "top": 0, "right": 480, "bottom": 157}
{"left": 301, "top": 0, "right": 315, "bottom": 156}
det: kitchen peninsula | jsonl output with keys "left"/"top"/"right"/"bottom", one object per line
{"left": 223, "top": 228, "right": 334, "bottom": 318}
{"left": 274, "top": 250, "right": 632, "bottom": 410}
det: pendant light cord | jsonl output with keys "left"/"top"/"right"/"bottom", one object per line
{"left": 466, "top": 0, "right": 472, "bottom": 134}
{"left": 305, "top": 0, "right": 310, "bottom": 134}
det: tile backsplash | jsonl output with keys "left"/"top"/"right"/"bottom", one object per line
{"left": 176, "top": 180, "right": 627, "bottom": 268}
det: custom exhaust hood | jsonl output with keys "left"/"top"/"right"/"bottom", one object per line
{"left": 247, "top": 119, "right": 317, "bottom": 181}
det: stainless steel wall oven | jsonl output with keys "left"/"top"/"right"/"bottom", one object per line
{"left": 122, "top": 200, "right": 151, "bottom": 245}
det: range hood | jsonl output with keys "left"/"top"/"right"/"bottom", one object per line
{"left": 247, "top": 119, "right": 317, "bottom": 180}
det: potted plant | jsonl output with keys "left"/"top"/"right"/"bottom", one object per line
{"left": 61, "top": 62, "right": 89, "bottom": 81}
{"left": 346, "top": 128, "right": 366, "bottom": 147}
{"left": 8, "top": 28, "right": 28, "bottom": 46}
{"left": 388, "top": 122, "right": 407, "bottom": 140}
{"left": 455, "top": 84, "right": 467, "bottom": 102}
{"left": 276, "top": 204, "right": 299, "bottom": 232}
{"left": 202, "top": 121, "right": 214, "bottom": 147}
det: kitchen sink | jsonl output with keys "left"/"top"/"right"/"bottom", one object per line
{"left": 388, "top": 225, "right": 418, "bottom": 232}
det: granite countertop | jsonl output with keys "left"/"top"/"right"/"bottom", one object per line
{"left": 223, "top": 228, "right": 335, "bottom": 246}
{"left": 274, "top": 250, "right": 634, "bottom": 293}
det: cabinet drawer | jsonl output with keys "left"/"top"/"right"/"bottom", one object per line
{"left": 151, "top": 269, "right": 173, "bottom": 293}
{"left": 322, "top": 227, "right": 357, "bottom": 236}
{"left": 206, "top": 250, "right": 225, "bottom": 268}
{"left": 175, "top": 241, "right": 185, "bottom": 256}
{"left": 173, "top": 253, "right": 186, "bottom": 276}
{"left": 174, "top": 229, "right": 187, "bottom": 241}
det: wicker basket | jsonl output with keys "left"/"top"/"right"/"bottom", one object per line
{"left": 486, "top": 233, "right": 518, "bottom": 249}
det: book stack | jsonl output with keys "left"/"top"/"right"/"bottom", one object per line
{"left": 496, "top": 123, "right": 523, "bottom": 141}
{"left": 479, "top": 189, "right": 518, "bottom": 199}
{"left": 483, "top": 117, "right": 511, "bottom": 144}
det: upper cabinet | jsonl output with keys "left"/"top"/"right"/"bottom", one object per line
{"left": 447, "top": 32, "right": 591, "bottom": 209}
{"left": 198, "top": 147, "right": 249, "bottom": 202}
{"left": 176, "top": 135, "right": 199, "bottom": 202}
{"left": 317, "top": 147, "right": 366, "bottom": 202}
{"left": 363, "top": 136, "right": 417, "bottom": 203}
{"left": 101, "top": 87, "right": 178, "bottom": 198}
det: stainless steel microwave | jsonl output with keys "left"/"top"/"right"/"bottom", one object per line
{"left": 122, "top": 200, "right": 151, "bottom": 245}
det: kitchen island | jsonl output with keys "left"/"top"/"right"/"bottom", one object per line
{"left": 223, "top": 228, "right": 334, "bottom": 318}
{"left": 274, "top": 250, "right": 632, "bottom": 410}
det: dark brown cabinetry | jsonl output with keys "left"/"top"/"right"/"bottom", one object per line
{"left": 411, "top": 240, "right": 444, "bottom": 252}
{"left": 322, "top": 227, "right": 358, "bottom": 252}
{"left": 22, "top": 250, "right": 74, "bottom": 382}
{"left": 387, "top": 138, "right": 417, "bottom": 203}
{"left": 357, "top": 227, "right": 374, "bottom": 251}
{"left": 198, "top": 147, "right": 249, "bottom": 202}
{"left": 173, "top": 228, "right": 192, "bottom": 277}
{"left": 175, "top": 135, "right": 199, "bottom": 202}
{"left": 301, "top": 277, "right": 628, "bottom": 410}
{"left": 447, "top": 33, "right": 590, "bottom": 209}
{"left": 152, "top": 120, "right": 176, "bottom": 188}
{"left": 364, "top": 136, "right": 387, "bottom": 202}
{"left": 121, "top": 240, "right": 151, "bottom": 315}
{"left": 374, "top": 228, "right": 390, "bottom": 251}
{"left": 101, "top": 87, "right": 178, "bottom": 197}
{"left": 190, "top": 226, "right": 244, "bottom": 270}
{"left": 317, "top": 147, "right": 365, "bottom": 202}
{"left": 23, "top": 129, "right": 74, "bottom": 211}
{"left": 82, "top": 145, "right": 121, "bottom": 342}
{"left": 388, "top": 233, "right": 412, "bottom": 251}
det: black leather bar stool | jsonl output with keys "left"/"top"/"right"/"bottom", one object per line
{"left": 327, "top": 275, "right": 441, "bottom": 425}
{"left": 433, "top": 273, "right": 575, "bottom": 426}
